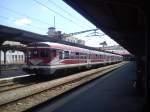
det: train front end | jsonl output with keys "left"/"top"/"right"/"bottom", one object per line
{"left": 24, "top": 42, "right": 55, "bottom": 75}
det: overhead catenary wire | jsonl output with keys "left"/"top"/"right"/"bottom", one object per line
{"left": 0, "top": 15, "right": 98, "bottom": 38}
{"left": 0, "top": 1, "right": 95, "bottom": 34}
{"left": 33, "top": 0, "right": 88, "bottom": 29}
{"left": 48, "top": 0, "right": 91, "bottom": 28}
{"left": 48, "top": 0, "right": 76, "bottom": 18}
{"left": 0, "top": 2, "right": 99, "bottom": 36}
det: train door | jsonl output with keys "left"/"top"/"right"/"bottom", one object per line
{"left": 49, "top": 49, "right": 59, "bottom": 65}
{"left": 87, "top": 53, "right": 91, "bottom": 68}
{"left": 58, "top": 50, "right": 63, "bottom": 60}
{"left": 39, "top": 48, "right": 51, "bottom": 64}
{"left": 50, "top": 49, "right": 56, "bottom": 59}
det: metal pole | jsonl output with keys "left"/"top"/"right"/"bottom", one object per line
{"left": 145, "top": 8, "right": 149, "bottom": 110}
{"left": 0, "top": 44, "right": 1, "bottom": 75}
{"left": 54, "top": 16, "right": 55, "bottom": 28}
{"left": 0, "top": 48, "right": 1, "bottom": 75}
{"left": 4, "top": 50, "right": 6, "bottom": 65}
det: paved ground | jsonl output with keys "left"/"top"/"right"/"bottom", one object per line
{"left": 0, "top": 69, "right": 28, "bottom": 78}
{"left": 31, "top": 61, "right": 144, "bottom": 112}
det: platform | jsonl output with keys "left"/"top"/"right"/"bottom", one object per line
{"left": 0, "top": 69, "right": 27, "bottom": 78}
{"left": 28, "top": 61, "right": 144, "bottom": 112}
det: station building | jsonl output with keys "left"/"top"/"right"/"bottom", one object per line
{"left": 0, "top": 41, "right": 25, "bottom": 64}
{"left": 47, "top": 27, "right": 85, "bottom": 45}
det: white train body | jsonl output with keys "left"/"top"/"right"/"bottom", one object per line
{"left": 24, "top": 42, "right": 123, "bottom": 74}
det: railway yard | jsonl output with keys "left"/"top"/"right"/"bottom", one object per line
{"left": 0, "top": 62, "right": 127, "bottom": 112}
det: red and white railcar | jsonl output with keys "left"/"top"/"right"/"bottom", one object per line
{"left": 24, "top": 42, "right": 123, "bottom": 74}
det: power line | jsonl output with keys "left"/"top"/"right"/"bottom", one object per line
{"left": 0, "top": 5, "right": 52, "bottom": 26}
{"left": 0, "top": 2, "right": 96, "bottom": 35}
{"left": 49, "top": 0, "right": 93, "bottom": 28}
{"left": 33, "top": 0, "right": 87, "bottom": 29}
{"left": 48, "top": 0, "right": 86, "bottom": 24}
{"left": 49, "top": 0, "right": 74, "bottom": 17}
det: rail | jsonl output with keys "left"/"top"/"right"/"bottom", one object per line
{"left": 0, "top": 62, "right": 128, "bottom": 112}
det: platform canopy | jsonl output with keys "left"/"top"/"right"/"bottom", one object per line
{"left": 63, "top": 0, "right": 147, "bottom": 57}
{"left": 0, "top": 25, "right": 51, "bottom": 44}
{"left": 0, "top": 25, "right": 113, "bottom": 54}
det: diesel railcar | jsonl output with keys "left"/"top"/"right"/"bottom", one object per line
{"left": 24, "top": 42, "right": 123, "bottom": 75}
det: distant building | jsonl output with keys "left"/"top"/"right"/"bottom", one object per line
{"left": 47, "top": 27, "right": 85, "bottom": 45}
{"left": 77, "top": 39, "right": 85, "bottom": 45}
{"left": 62, "top": 36, "right": 77, "bottom": 43}
{"left": 47, "top": 27, "right": 62, "bottom": 39}
{"left": 0, "top": 50, "right": 25, "bottom": 64}
{"left": 62, "top": 36, "right": 85, "bottom": 45}
{"left": 0, "top": 41, "right": 25, "bottom": 64}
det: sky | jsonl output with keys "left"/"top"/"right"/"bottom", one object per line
{"left": 0, "top": 0, "right": 118, "bottom": 47}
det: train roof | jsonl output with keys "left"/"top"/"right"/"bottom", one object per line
{"left": 28, "top": 42, "right": 89, "bottom": 53}
{"left": 28, "top": 42, "right": 123, "bottom": 57}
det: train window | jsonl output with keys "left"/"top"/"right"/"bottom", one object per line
{"left": 40, "top": 49, "right": 49, "bottom": 57}
{"left": 70, "top": 52, "right": 75, "bottom": 59}
{"left": 50, "top": 49, "right": 56, "bottom": 58}
{"left": 75, "top": 52, "right": 79, "bottom": 58}
{"left": 31, "top": 49, "right": 39, "bottom": 57}
{"left": 80, "top": 53, "right": 87, "bottom": 59}
{"left": 15, "top": 55, "right": 17, "bottom": 61}
{"left": 21, "top": 55, "right": 24, "bottom": 61}
{"left": 79, "top": 53, "right": 83, "bottom": 59}
{"left": 12, "top": 55, "right": 14, "bottom": 61}
{"left": 88, "top": 54, "right": 91, "bottom": 59}
{"left": 84, "top": 53, "right": 87, "bottom": 59}
{"left": 18, "top": 55, "right": 21, "bottom": 61}
{"left": 76, "top": 52, "right": 79, "bottom": 55}
{"left": 80, "top": 55, "right": 84, "bottom": 59}
{"left": 63, "top": 51, "right": 69, "bottom": 59}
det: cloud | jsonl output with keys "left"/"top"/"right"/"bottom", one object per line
{"left": 14, "top": 18, "right": 32, "bottom": 26}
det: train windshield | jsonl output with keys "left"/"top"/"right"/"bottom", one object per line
{"left": 40, "top": 49, "right": 50, "bottom": 57}
{"left": 28, "top": 49, "right": 50, "bottom": 58}
{"left": 29, "top": 49, "right": 39, "bottom": 57}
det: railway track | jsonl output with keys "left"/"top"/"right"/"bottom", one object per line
{"left": 0, "top": 82, "right": 36, "bottom": 93}
{"left": 0, "top": 70, "right": 85, "bottom": 92}
{"left": 0, "top": 75, "right": 36, "bottom": 92}
{"left": 0, "top": 73, "right": 57, "bottom": 92}
{"left": 0, "top": 62, "right": 128, "bottom": 112}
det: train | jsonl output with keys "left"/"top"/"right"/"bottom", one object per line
{"left": 23, "top": 42, "right": 123, "bottom": 75}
